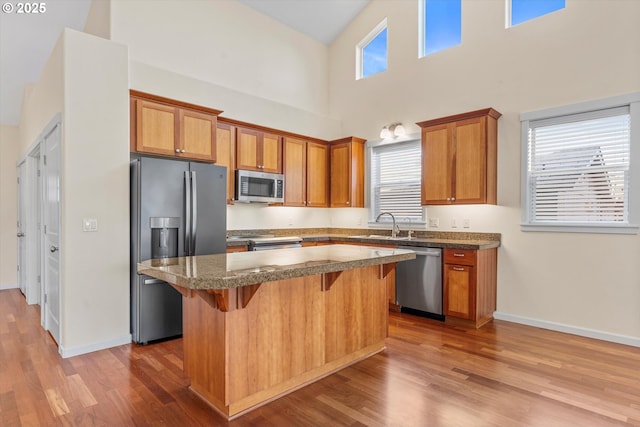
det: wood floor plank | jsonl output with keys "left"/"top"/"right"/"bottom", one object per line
{"left": 2, "top": 288, "right": 640, "bottom": 426}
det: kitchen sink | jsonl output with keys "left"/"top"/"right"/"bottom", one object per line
{"left": 349, "top": 235, "right": 412, "bottom": 240}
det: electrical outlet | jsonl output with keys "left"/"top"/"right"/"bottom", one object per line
{"left": 451, "top": 218, "right": 458, "bottom": 228}
{"left": 428, "top": 217, "right": 439, "bottom": 228}
{"left": 463, "top": 218, "right": 470, "bottom": 228}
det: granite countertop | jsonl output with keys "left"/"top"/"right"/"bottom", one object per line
{"left": 227, "top": 234, "right": 500, "bottom": 250}
{"left": 138, "top": 244, "right": 416, "bottom": 290}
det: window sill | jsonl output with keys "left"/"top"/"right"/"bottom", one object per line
{"left": 520, "top": 223, "right": 639, "bottom": 235}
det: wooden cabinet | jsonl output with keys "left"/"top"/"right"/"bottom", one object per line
{"left": 417, "top": 108, "right": 501, "bottom": 205}
{"left": 443, "top": 248, "right": 497, "bottom": 328}
{"left": 226, "top": 245, "right": 248, "bottom": 253}
{"left": 329, "top": 137, "right": 366, "bottom": 208}
{"left": 283, "top": 137, "right": 329, "bottom": 207}
{"left": 236, "top": 127, "right": 282, "bottom": 173}
{"left": 130, "top": 91, "right": 222, "bottom": 162}
{"left": 216, "top": 122, "right": 236, "bottom": 204}
{"left": 333, "top": 240, "right": 398, "bottom": 311}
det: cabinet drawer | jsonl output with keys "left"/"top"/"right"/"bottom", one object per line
{"left": 444, "top": 249, "right": 476, "bottom": 266}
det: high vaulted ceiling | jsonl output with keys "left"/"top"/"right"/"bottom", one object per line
{"left": 0, "top": 0, "right": 369, "bottom": 127}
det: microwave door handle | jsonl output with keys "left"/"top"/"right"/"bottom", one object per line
{"left": 184, "top": 171, "right": 191, "bottom": 256}
{"left": 191, "top": 171, "right": 197, "bottom": 255}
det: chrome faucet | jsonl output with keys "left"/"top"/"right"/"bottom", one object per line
{"left": 375, "top": 212, "right": 400, "bottom": 238}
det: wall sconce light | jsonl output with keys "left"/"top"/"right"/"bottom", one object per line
{"left": 380, "top": 122, "right": 406, "bottom": 139}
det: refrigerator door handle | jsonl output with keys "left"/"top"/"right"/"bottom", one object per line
{"left": 191, "top": 171, "right": 197, "bottom": 255}
{"left": 184, "top": 171, "right": 191, "bottom": 255}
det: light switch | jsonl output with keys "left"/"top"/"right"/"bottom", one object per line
{"left": 83, "top": 218, "right": 98, "bottom": 232}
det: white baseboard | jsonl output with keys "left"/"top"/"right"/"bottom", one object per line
{"left": 0, "top": 283, "right": 18, "bottom": 290}
{"left": 493, "top": 312, "right": 640, "bottom": 348}
{"left": 59, "top": 334, "right": 132, "bottom": 358}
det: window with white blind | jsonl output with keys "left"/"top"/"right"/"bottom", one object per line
{"left": 521, "top": 94, "right": 640, "bottom": 234}
{"left": 369, "top": 139, "right": 425, "bottom": 224}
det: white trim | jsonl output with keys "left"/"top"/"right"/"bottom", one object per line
{"left": 355, "top": 18, "right": 387, "bottom": 80}
{"left": 520, "top": 93, "right": 640, "bottom": 234}
{"left": 520, "top": 92, "right": 640, "bottom": 122}
{"left": 493, "top": 312, "right": 640, "bottom": 348}
{"left": 0, "top": 283, "right": 18, "bottom": 290}
{"left": 59, "top": 334, "right": 132, "bottom": 359}
{"left": 520, "top": 223, "right": 639, "bottom": 235}
{"left": 418, "top": 0, "right": 425, "bottom": 57}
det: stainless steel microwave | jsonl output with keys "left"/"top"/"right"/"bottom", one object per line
{"left": 235, "top": 169, "right": 284, "bottom": 203}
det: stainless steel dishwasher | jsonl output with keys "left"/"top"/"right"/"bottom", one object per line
{"left": 395, "top": 246, "right": 443, "bottom": 320}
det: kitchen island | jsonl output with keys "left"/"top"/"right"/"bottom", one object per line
{"left": 138, "top": 244, "right": 415, "bottom": 419}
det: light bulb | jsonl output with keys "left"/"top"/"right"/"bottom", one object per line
{"left": 393, "top": 124, "right": 406, "bottom": 137}
{"left": 380, "top": 127, "right": 391, "bottom": 139}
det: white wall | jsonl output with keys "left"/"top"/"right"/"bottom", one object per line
{"left": 60, "top": 29, "right": 130, "bottom": 355}
{"left": 0, "top": 125, "right": 19, "bottom": 289}
{"left": 16, "top": 29, "right": 130, "bottom": 356}
{"left": 110, "top": 0, "right": 331, "bottom": 120}
{"left": 329, "top": 0, "right": 640, "bottom": 341}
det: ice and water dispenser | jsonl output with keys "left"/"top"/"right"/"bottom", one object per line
{"left": 150, "top": 217, "right": 179, "bottom": 259}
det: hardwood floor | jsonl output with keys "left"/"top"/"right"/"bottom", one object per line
{"left": 1, "top": 287, "right": 639, "bottom": 426}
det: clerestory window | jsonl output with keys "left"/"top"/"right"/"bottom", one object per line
{"left": 356, "top": 19, "right": 387, "bottom": 80}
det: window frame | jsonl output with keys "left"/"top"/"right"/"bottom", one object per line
{"left": 520, "top": 93, "right": 640, "bottom": 234}
{"left": 506, "top": 0, "right": 565, "bottom": 28}
{"left": 367, "top": 136, "right": 426, "bottom": 226}
{"left": 418, "top": 0, "right": 462, "bottom": 58}
{"left": 356, "top": 18, "right": 388, "bottom": 80}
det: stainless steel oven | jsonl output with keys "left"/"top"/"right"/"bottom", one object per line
{"left": 249, "top": 236, "right": 302, "bottom": 251}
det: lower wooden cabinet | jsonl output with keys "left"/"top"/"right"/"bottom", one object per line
{"left": 226, "top": 245, "right": 248, "bottom": 253}
{"left": 443, "top": 248, "right": 497, "bottom": 328}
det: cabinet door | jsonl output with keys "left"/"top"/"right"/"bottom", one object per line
{"left": 421, "top": 123, "right": 453, "bottom": 205}
{"left": 306, "top": 142, "right": 328, "bottom": 207}
{"left": 283, "top": 137, "right": 307, "bottom": 206}
{"left": 330, "top": 142, "right": 352, "bottom": 207}
{"left": 454, "top": 117, "right": 486, "bottom": 203}
{"left": 179, "top": 109, "right": 216, "bottom": 162}
{"left": 444, "top": 264, "right": 475, "bottom": 319}
{"left": 216, "top": 123, "right": 236, "bottom": 204}
{"left": 261, "top": 133, "right": 282, "bottom": 173}
{"left": 236, "top": 127, "right": 260, "bottom": 171}
{"left": 135, "top": 100, "right": 177, "bottom": 156}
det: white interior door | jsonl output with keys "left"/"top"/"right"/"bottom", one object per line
{"left": 42, "top": 122, "right": 61, "bottom": 345}
{"left": 17, "top": 162, "right": 27, "bottom": 294}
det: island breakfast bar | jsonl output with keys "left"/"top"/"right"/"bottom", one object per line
{"left": 138, "top": 244, "right": 415, "bottom": 419}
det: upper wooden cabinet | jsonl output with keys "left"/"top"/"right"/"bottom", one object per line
{"left": 236, "top": 127, "right": 282, "bottom": 173}
{"left": 130, "top": 90, "right": 222, "bottom": 162}
{"left": 330, "top": 137, "right": 366, "bottom": 208}
{"left": 216, "top": 122, "right": 236, "bottom": 204}
{"left": 283, "top": 137, "right": 328, "bottom": 207}
{"left": 417, "top": 108, "right": 501, "bottom": 205}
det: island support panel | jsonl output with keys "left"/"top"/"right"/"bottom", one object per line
{"left": 182, "top": 264, "right": 390, "bottom": 419}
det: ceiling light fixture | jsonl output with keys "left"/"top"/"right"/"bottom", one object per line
{"left": 380, "top": 123, "right": 406, "bottom": 139}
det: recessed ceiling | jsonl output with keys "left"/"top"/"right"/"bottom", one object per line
{"left": 0, "top": 0, "right": 369, "bottom": 127}
{"left": 239, "top": 0, "right": 369, "bottom": 45}
{"left": 0, "top": 0, "right": 92, "bottom": 126}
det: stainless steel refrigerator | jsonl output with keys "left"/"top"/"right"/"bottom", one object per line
{"left": 130, "top": 155, "right": 227, "bottom": 344}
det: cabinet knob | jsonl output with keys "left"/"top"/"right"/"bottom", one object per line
{"left": 175, "top": 149, "right": 180, "bottom": 153}
{"left": 181, "top": 149, "right": 186, "bottom": 153}
{"left": 346, "top": 201, "right": 350, "bottom": 205}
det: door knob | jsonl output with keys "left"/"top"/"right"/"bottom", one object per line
{"left": 17, "top": 232, "right": 24, "bottom": 237}
{"left": 50, "top": 246, "right": 59, "bottom": 253}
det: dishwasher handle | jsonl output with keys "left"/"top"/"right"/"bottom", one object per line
{"left": 398, "top": 246, "right": 441, "bottom": 257}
